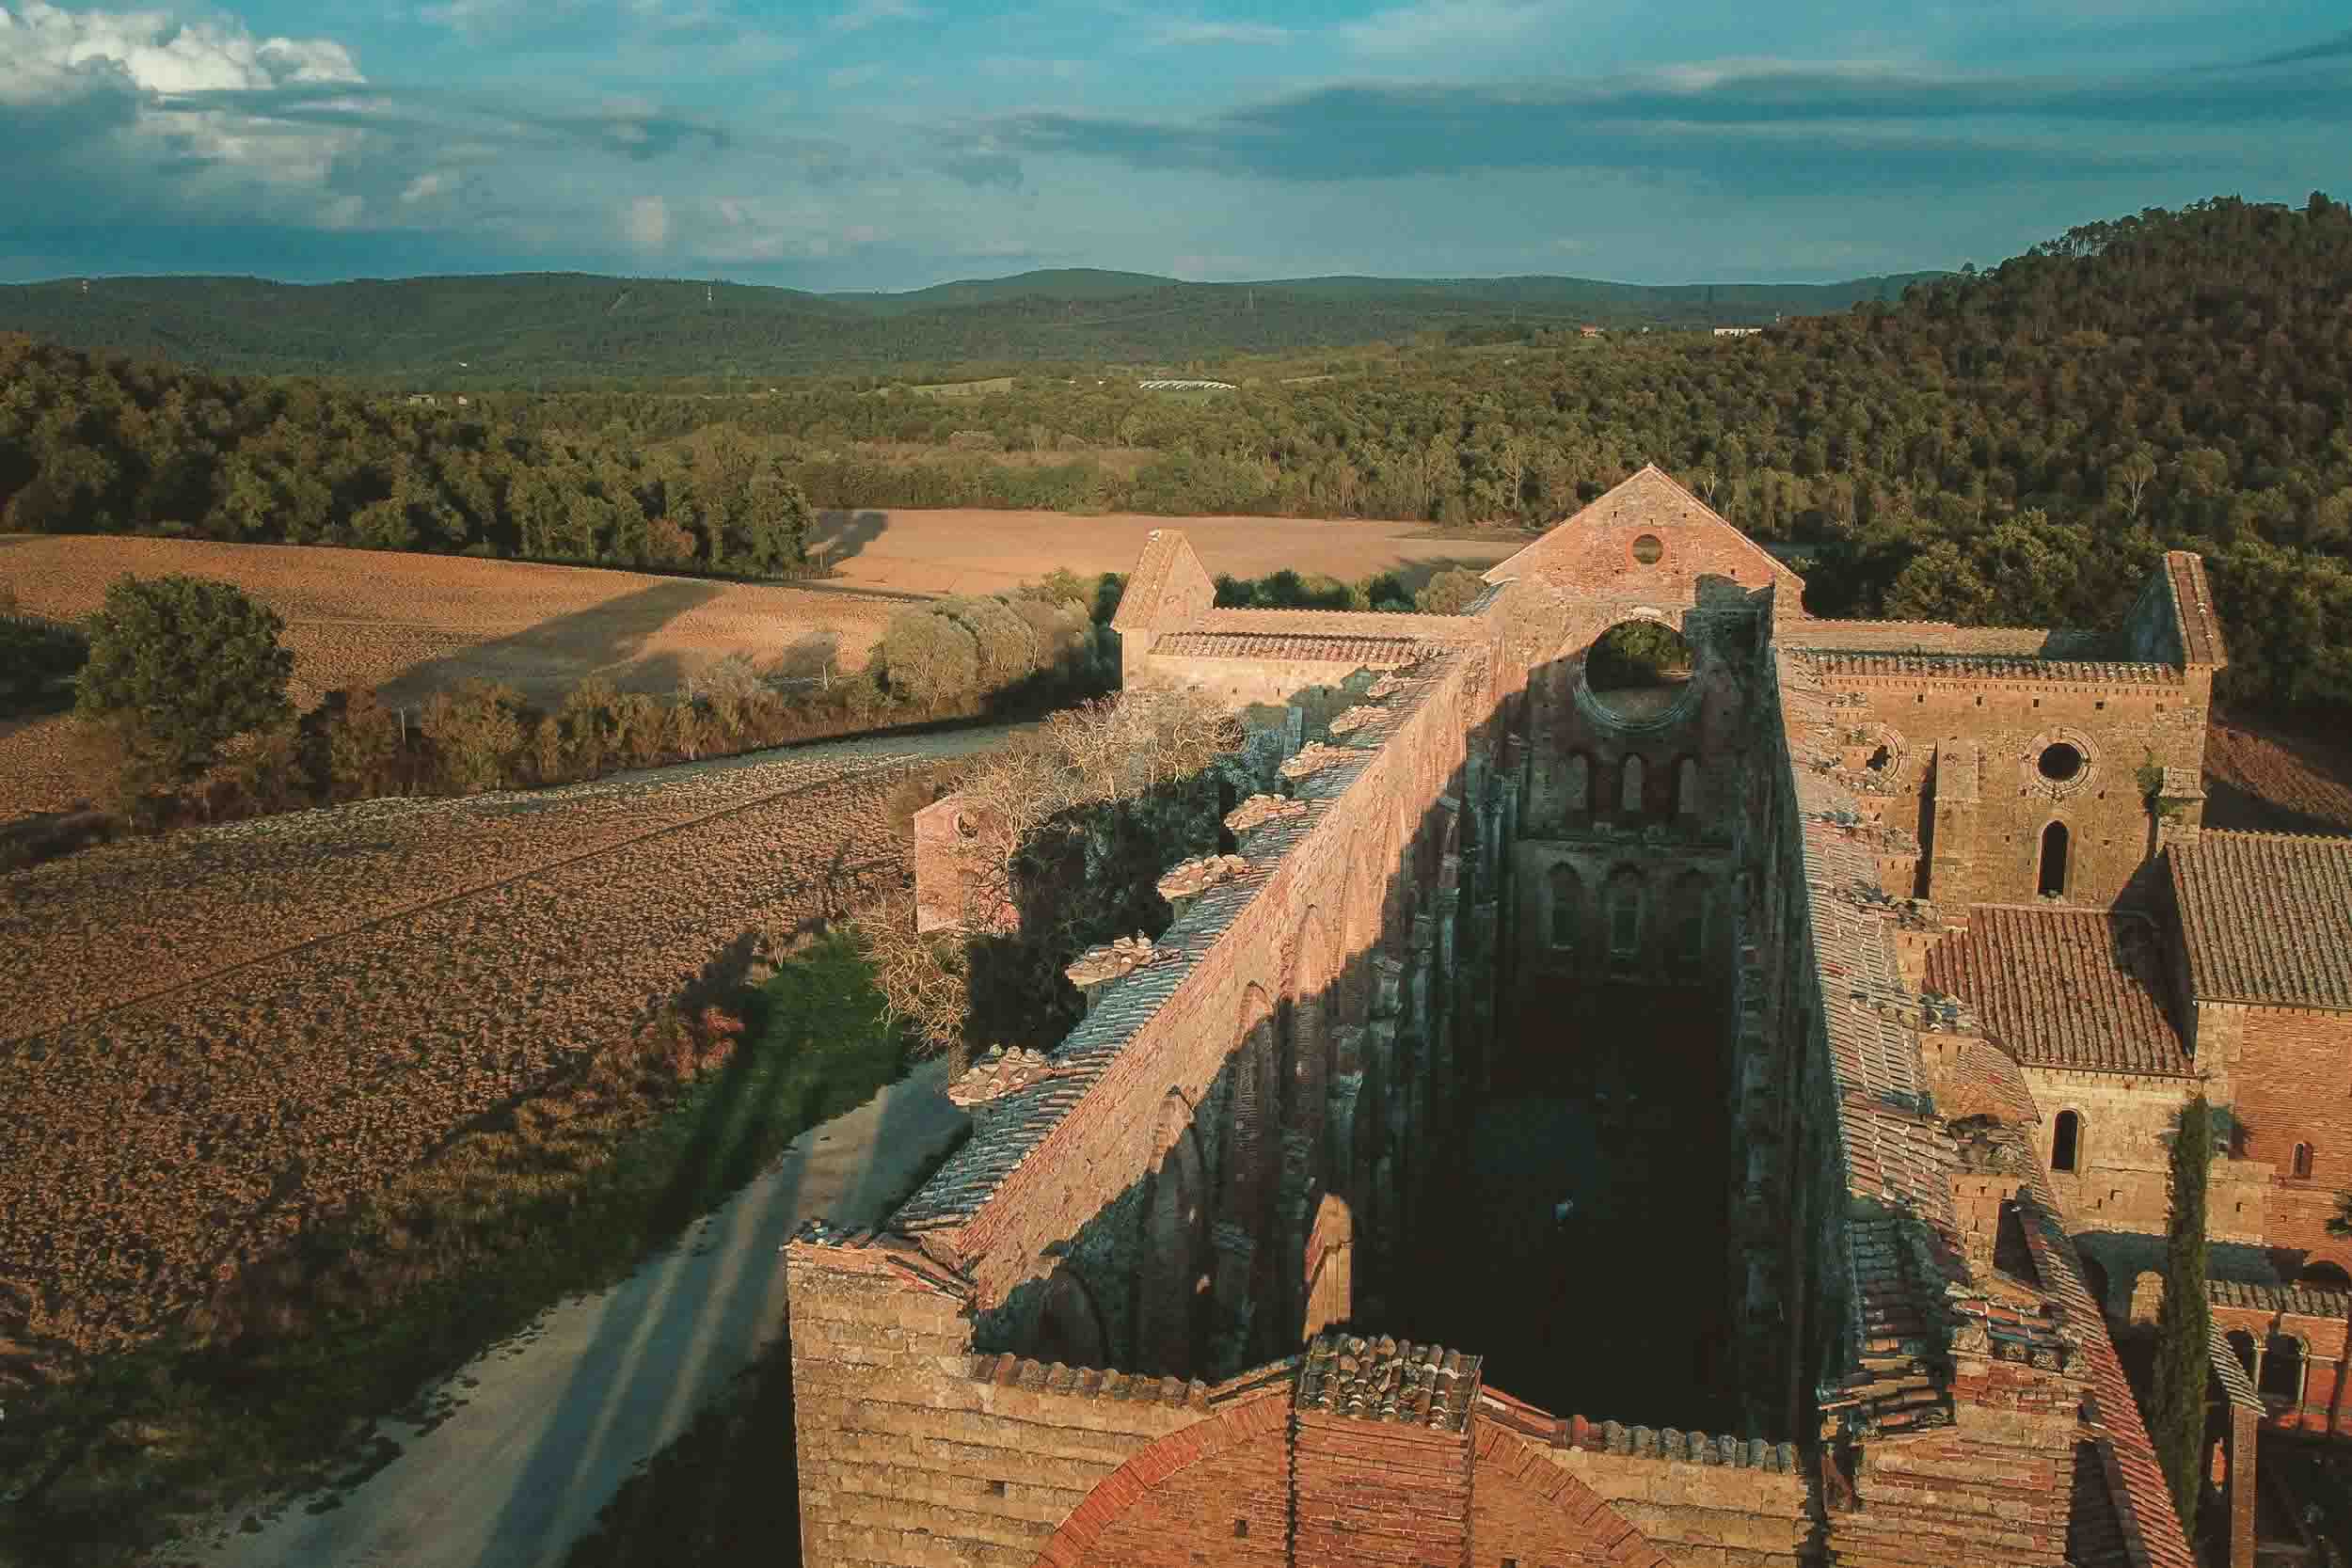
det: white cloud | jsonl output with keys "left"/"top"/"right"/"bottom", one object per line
{"left": 402, "top": 171, "right": 451, "bottom": 203}
{"left": 829, "top": 0, "right": 927, "bottom": 33}
{"left": 0, "top": 0, "right": 360, "bottom": 103}
{"left": 1337, "top": 0, "right": 1567, "bottom": 58}
{"left": 826, "top": 62, "right": 882, "bottom": 89}
{"left": 1149, "top": 19, "right": 1293, "bottom": 47}
{"left": 623, "top": 192, "right": 670, "bottom": 245}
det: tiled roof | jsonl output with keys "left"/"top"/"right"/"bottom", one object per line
{"left": 1200, "top": 607, "right": 1490, "bottom": 641}
{"left": 2205, "top": 1276, "right": 2352, "bottom": 1319}
{"left": 1923, "top": 907, "right": 2193, "bottom": 1076}
{"left": 2169, "top": 832, "right": 2352, "bottom": 1009}
{"left": 2164, "top": 551, "right": 2228, "bottom": 669}
{"left": 1295, "top": 1334, "right": 1481, "bottom": 1430}
{"left": 2207, "top": 1325, "right": 2262, "bottom": 1414}
{"left": 1151, "top": 630, "right": 1439, "bottom": 666}
{"left": 1784, "top": 619, "right": 2062, "bottom": 657}
{"left": 1789, "top": 649, "right": 2184, "bottom": 685}
{"left": 1109, "top": 529, "right": 1190, "bottom": 632}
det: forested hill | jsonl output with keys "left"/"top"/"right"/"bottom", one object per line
{"left": 1, "top": 196, "right": 2348, "bottom": 712}
{"left": 0, "top": 267, "right": 1941, "bottom": 381}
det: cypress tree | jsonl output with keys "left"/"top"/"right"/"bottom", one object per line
{"left": 2149, "top": 1093, "right": 2215, "bottom": 1536}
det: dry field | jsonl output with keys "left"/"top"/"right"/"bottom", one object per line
{"left": 0, "top": 535, "right": 898, "bottom": 820}
{"left": 0, "top": 724, "right": 1006, "bottom": 1363}
{"left": 806, "top": 507, "right": 1515, "bottom": 597}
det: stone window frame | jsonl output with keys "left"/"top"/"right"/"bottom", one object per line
{"left": 2036, "top": 816, "right": 2073, "bottom": 899}
{"left": 2022, "top": 725, "right": 2099, "bottom": 801}
{"left": 2293, "top": 1141, "right": 2314, "bottom": 1181}
{"left": 1628, "top": 531, "right": 1667, "bottom": 567}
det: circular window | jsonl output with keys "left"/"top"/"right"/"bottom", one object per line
{"left": 2038, "top": 743, "right": 2084, "bottom": 783}
{"left": 1630, "top": 533, "right": 1664, "bottom": 565}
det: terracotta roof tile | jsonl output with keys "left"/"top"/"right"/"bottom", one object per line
{"left": 1109, "top": 530, "right": 1190, "bottom": 632}
{"left": 1152, "top": 630, "right": 1441, "bottom": 666}
{"left": 1296, "top": 1334, "right": 1481, "bottom": 1431}
{"left": 2164, "top": 551, "right": 2227, "bottom": 669}
{"left": 1790, "top": 649, "right": 2184, "bottom": 685}
{"left": 1924, "top": 907, "right": 2192, "bottom": 1076}
{"left": 2169, "top": 831, "right": 2352, "bottom": 1009}
{"left": 2205, "top": 1276, "right": 2352, "bottom": 1318}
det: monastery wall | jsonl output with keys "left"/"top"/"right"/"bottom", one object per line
{"left": 2192, "top": 1000, "right": 2352, "bottom": 1267}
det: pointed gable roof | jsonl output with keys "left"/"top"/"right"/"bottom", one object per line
{"left": 1483, "top": 465, "right": 1805, "bottom": 606}
{"left": 1110, "top": 528, "right": 1215, "bottom": 636}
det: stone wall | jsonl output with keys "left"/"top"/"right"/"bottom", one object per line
{"left": 1792, "top": 661, "right": 2211, "bottom": 909}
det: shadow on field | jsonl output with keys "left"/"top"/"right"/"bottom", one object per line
{"left": 467, "top": 1053, "right": 963, "bottom": 1568}
{"left": 806, "top": 510, "right": 888, "bottom": 577}
{"left": 380, "top": 578, "right": 723, "bottom": 705}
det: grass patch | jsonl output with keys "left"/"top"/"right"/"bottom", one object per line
{"left": 1, "top": 930, "right": 909, "bottom": 1568}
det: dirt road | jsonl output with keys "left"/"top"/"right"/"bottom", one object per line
{"left": 183, "top": 1059, "right": 966, "bottom": 1568}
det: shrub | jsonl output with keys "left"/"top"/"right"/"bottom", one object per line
{"left": 878, "top": 608, "right": 980, "bottom": 711}
{"left": 73, "top": 573, "right": 294, "bottom": 787}
{"left": 326, "top": 687, "right": 406, "bottom": 800}
{"left": 1415, "top": 566, "right": 1488, "bottom": 615}
{"left": 421, "top": 678, "right": 525, "bottom": 794}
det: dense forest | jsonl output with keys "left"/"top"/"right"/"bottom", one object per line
{"left": 3, "top": 195, "right": 2349, "bottom": 710}
{"left": 0, "top": 268, "right": 1939, "bottom": 383}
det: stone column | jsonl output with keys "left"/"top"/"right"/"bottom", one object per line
{"left": 2227, "top": 1400, "right": 2259, "bottom": 1568}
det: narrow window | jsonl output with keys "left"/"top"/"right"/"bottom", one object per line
{"left": 1620, "top": 753, "right": 1645, "bottom": 816}
{"left": 2038, "top": 821, "right": 2070, "bottom": 897}
{"left": 1610, "top": 881, "right": 1640, "bottom": 955}
{"left": 1233, "top": 1520, "right": 1249, "bottom": 1540}
{"left": 2294, "top": 1143, "right": 2313, "bottom": 1180}
{"left": 1677, "top": 756, "right": 1700, "bottom": 816}
{"left": 2261, "top": 1335, "right": 2303, "bottom": 1402}
{"left": 2052, "top": 1110, "right": 2081, "bottom": 1173}
{"left": 1564, "top": 752, "right": 1591, "bottom": 815}
{"left": 1548, "top": 864, "right": 1580, "bottom": 952}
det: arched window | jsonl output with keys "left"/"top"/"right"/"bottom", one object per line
{"left": 2293, "top": 1143, "right": 2314, "bottom": 1180}
{"left": 1620, "top": 754, "right": 1645, "bottom": 816}
{"left": 2227, "top": 1329, "right": 2258, "bottom": 1378}
{"left": 1676, "top": 756, "right": 1700, "bottom": 817}
{"left": 1564, "top": 752, "right": 1591, "bottom": 816}
{"left": 2038, "top": 821, "right": 2070, "bottom": 897}
{"left": 2297, "top": 1260, "right": 2352, "bottom": 1291}
{"left": 1608, "top": 871, "right": 1642, "bottom": 956}
{"left": 1547, "top": 864, "right": 1581, "bottom": 951}
{"left": 1671, "top": 871, "right": 1708, "bottom": 971}
{"left": 2260, "top": 1334, "right": 2304, "bottom": 1402}
{"left": 2052, "top": 1110, "right": 2082, "bottom": 1173}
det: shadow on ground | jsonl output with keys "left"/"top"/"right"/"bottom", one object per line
{"left": 379, "top": 578, "right": 722, "bottom": 705}
{"left": 807, "top": 511, "right": 889, "bottom": 575}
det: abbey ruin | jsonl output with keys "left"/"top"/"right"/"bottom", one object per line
{"left": 786, "top": 467, "right": 2352, "bottom": 1568}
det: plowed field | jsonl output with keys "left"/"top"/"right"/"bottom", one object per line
{"left": 0, "top": 724, "right": 1005, "bottom": 1364}
{"left": 2203, "top": 707, "right": 2352, "bottom": 834}
{"left": 0, "top": 535, "right": 898, "bottom": 820}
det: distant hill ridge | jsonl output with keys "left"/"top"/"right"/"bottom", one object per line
{"left": 0, "top": 265, "right": 1946, "bottom": 381}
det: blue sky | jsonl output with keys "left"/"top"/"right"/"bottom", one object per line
{"left": 2, "top": 0, "right": 2346, "bottom": 291}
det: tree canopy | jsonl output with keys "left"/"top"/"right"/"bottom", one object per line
{"left": 73, "top": 574, "right": 294, "bottom": 788}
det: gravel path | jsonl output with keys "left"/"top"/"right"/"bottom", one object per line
{"left": 175, "top": 1059, "right": 968, "bottom": 1568}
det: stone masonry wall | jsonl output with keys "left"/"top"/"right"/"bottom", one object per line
{"left": 784, "top": 1242, "right": 1208, "bottom": 1568}
{"left": 1798, "top": 667, "right": 2209, "bottom": 909}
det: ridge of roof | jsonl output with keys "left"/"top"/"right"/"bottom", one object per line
{"left": 1482, "top": 464, "right": 1805, "bottom": 593}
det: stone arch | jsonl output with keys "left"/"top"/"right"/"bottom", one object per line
{"left": 1619, "top": 752, "right": 1646, "bottom": 816}
{"left": 1026, "top": 1391, "right": 1293, "bottom": 1568}
{"left": 2129, "top": 1269, "right": 2165, "bottom": 1327}
{"left": 1222, "top": 985, "right": 1279, "bottom": 1240}
{"left": 2227, "top": 1328, "right": 2259, "bottom": 1379}
{"left": 1290, "top": 906, "right": 1339, "bottom": 1116}
{"left": 1471, "top": 1423, "right": 1675, "bottom": 1568}
{"left": 1342, "top": 831, "right": 1378, "bottom": 1027}
{"left": 2261, "top": 1333, "right": 2305, "bottom": 1402}
{"left": 1034, "top": 1270, "right": 1107, "bottom": 1370}
{"left": 1136, "top": 1093, "right": 1208, "bottom": 1375}
{"left": 1676, "top": 754, "right": 1701, "bottom": 817}
{"left": 2080, "top": 1255, "right": 2112, "bottom": 1318}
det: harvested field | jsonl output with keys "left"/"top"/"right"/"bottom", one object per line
{"left": 807, "top": 507, "right": 1516, "bottom": 597}
{"left": 0, "top": 535, "right": 894, "bottom": 819}
{"left": 0, "top": 724, "right": 1006, "bottom": 1365}
{"left": 2203, "top": 706, "right": 2352, "bottom": 834}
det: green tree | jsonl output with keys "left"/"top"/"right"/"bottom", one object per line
{"left": 74, "top": 574, "right": 294, "bottom": 791}
{"left": 2150, "top": 1094, "right": 2217, "bottom": 1537}
{"left": 2326, "top": 1192, "right": 2352, "bottom": 1433}
{"left": 1415, "top": 566, "right": 1488, "bottom": 615}
{"left": 421, "top": 678, "right": 524, "bottom": 795}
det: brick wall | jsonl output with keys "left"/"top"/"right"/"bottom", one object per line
{"left": 2197, "top": 1001, "right": 2352, "bottom": 1262}
{"left": 1051, "top": 1389, "right": 1294, "bottom": 1568}
{"left": 2209, "top": 1300, "right": 2352, "bottom": 1437}
{"left": 1295, "top": 1410, "right": 1472, "bottom": 1567}
{"left": 2018, "top": 1067, "right": 2279, "bottom": 1243}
